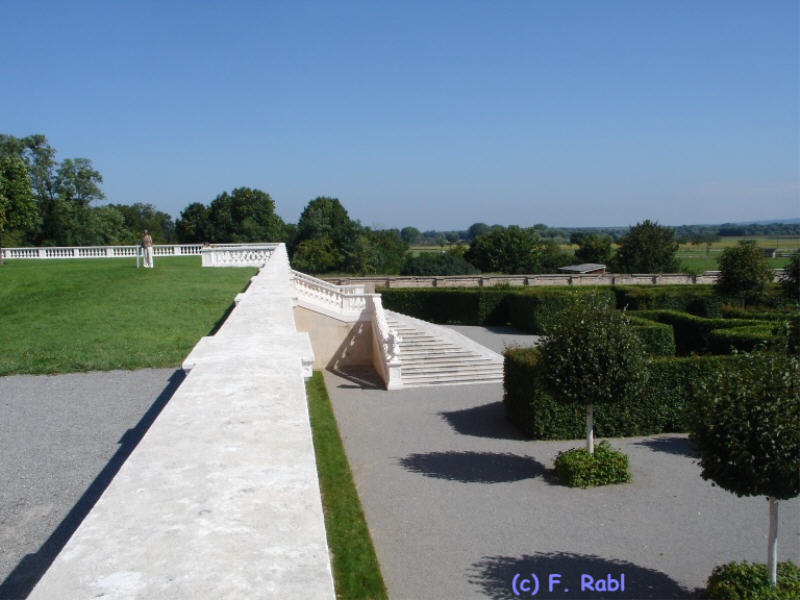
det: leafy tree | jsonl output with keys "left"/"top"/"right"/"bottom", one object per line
{"left": 715, "top": 240, "right": 773, "bottom": 305}
{"left": 612, "top": 219, "right": 679, "bottom": 273}
{"left": 687, "top": 350, "right": 800, "bottom": 586}
{"left": 779, "top": 252, "right": 798, "bottom": 301}
{"left": 290, "top": 238, "right": 343, "bottom": 273}
{"left": 176, "top": 202, "right": 212, "bottom": 243}
{"left": 539, "top": 294, "right": 649, "bottom": 453}
{"left": 208, "top": 188, "right": 286, "bottom": 243}
{"left": 400, "top": 226, "right": 420, "bottom": 245}
{"left": 402, "top": 251, "right": 479, "bottom": 276}
{"left": 445, "top": 231, "right": 460, "bottom": 243}
{"left": 0, "top": 156, "right": 37, "bottom": 264}
{"left": 292, "top": 197, "right": 363, "bottom": 271}
{"left": 465, "top": 226, "right": 569, "bottom": 274}
{"left": 111, "top": 203, "right": 175, "bottom": 244}
{"left": 574, "top": 234, "right": 613, "bottom": 264}
{"left": 467, "top": 222, "right": 490, "bottom": 241}
{"left": 81, "top": 205, "right": 128, "bottom": 245}
{"left": 363, "top": 229, "right": 408, "bottom": 275}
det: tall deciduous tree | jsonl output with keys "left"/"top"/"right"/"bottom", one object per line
{"left": 715, "top": 240, "right": 774, "bottom": 305}
{"left": 464, "top": 225, "right": 568, "bottom": 274}
{"left": 292, "top": 196, "right": 363, "bottom": 271}
{"left": 208, "top": 188, "right": 286, "bottom": 243}
{"left": 575, "top": 234, "right": 613, "bottom": 264}
{"left": 539, "top": 294, "right": 649, "bottom": 453}
{"left": 0, "top": 156, "right": 37, "bottom": 264}
{"left": 687, "top": 351, "right": 799, "bottom": 586}
{"left": 612, "top": 220, "right": 679, "bottom": 273}
{"left": 176, "top": 202, "right": 213, "bottom": 243}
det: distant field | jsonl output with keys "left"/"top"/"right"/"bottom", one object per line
{"left": 0, "top": 257, "right": 256, "bottom": 375}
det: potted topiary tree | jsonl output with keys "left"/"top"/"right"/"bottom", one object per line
{"left": 688, "top": 349, "right": 799, "bottom": 593}
{"left": 539, "top": 293, "right": 648, "bottom": 487}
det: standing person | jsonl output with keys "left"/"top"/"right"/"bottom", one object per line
{"left": 142, "top": 229, "right": 154, "bottom": 268}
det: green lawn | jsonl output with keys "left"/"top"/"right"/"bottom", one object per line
{"left": 0, "top": 257, "right": 256, "bottom": 375}
{"left": 306, "top": 371, "right": 387, "bottom": 600}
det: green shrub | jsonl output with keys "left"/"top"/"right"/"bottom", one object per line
{"left": 613, "top": 285, "right": 721, "bottom": 317}
{"left": 706, "top": 561, "right": 800, "bottom": 600}
{"left": 505, "top": 287, "right": 615, "bottom": 334}
{"left": 707, "top": 325, "right": 779, "bottom": 354}
{"left": 553, "top": 441, "right": 631, "bottom": 488}
{"left": 378, "top": 288, "right": 487, "bottom": 324}
{"left": 503, "top": 348, "right": 739, "bottom": 439}
{"left": 721, "top": 305, "right": 796, "bottom": 321}
{"left": 631, "top": 310, "right": 764, "bottom": 354}
{"left": 629, "top": 315, "right": 676, "bottom": 356}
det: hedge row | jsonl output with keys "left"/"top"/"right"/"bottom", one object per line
{"left": 378, "top": 287, "right": 615, "bottom": 333}
{"left": 627, "top": 316, "right": 676, "bottom": 356}
{"left": 613, "top": 285, "right": 722, "bottom": 317}
{"left": 503, "top": 347, "right": 741, "bottom": 440}
{"left": 630, "top": 310, "right": 769, "bottom": 355}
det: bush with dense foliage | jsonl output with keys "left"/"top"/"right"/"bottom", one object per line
{"left": 687, "top": 350, "right": 799, "bottom": 586}
{"left": 613, "top": 285, "right": 722, "bottom": 317}
{"left": 538, "top": 293, "right": 648, "bottom": 453}
{"left": 401, "top": 251, "right": 479, "bottom": 276}
{"left": 780, "top": 252, "right": 799, "bottom": 301}
{"left": 503, "top": 348, "right": 739, "bottom": 440}
{"left": 612, "top": 219, "right": 680, "bottom": 273}
{"left": 631, "top": 310, "right": 768, "bottom": 355}
{"left": 706, "top": 561, "right": 800, "bottom": 600}
{"left": 553, "top": 441, "right": 631, "bottom": 488}
{"left": 716, "top": 240, "right": 774, "bottom": 305}
{"left": 627, "top": 315, "right": 676, "bottom": 356}
{"left": 464, "top": 225, "right": 569, "bottom": 274}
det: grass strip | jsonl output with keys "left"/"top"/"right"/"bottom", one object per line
{"left": 306, "top": 371, "right": 387, "bottom": 600}
{"left": 0, "top": 257, "right": 255, "bottom": 375}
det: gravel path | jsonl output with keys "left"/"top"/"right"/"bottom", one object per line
{"left": 0, "top": 369, "right": 184, "bottom": 600}
{"left": 325, "top": 325, "right": 800, "bottom": 600}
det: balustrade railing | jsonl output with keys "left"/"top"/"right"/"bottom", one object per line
{"left": 0, "top": 242, "right": 283, "bottom": 261}
{"left": 200, "top": 245, "right": 280, "bottom": 267}
{"left": 290, "top": 269, "right": 403, "bottom": 389}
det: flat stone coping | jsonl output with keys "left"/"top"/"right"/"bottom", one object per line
{"left": 30, "top": 247, "right": 335, "bottom": 599}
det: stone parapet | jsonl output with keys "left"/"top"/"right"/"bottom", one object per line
{"left": 29, "top": 244, "right": 335, "bottom": 600}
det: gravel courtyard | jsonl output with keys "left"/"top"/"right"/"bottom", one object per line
{"left": 325, "top": 325, "right": 800, "bottom": 600}
{"left": 0, "top": 369, "right": 183, "bottom": 599}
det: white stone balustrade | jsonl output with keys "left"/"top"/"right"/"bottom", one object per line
{"left": 291, "top": 269, "right": 368, "bottom": 321}
{"left": 200, "top": 244, "right": 280, "bottom": 267}
{"left": 367, "top": 294, "right": 403, "bottom": 390}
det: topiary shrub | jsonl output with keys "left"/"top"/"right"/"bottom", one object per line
{"left": 539, "top": 292, "right": 648, "bottom": 454}
{"left": 553, "top": 441, "right": 631, "bottom": 488}
{"left": 504, "top": 287, "right": 616, "bottom": 334}
{"left": 707, "top": 325, "right": 779, "bottom": 354}
{"left": 706, "top": 561, "right": 800, "bottom": 600}
{"left": 687, "top": 350, "right": 800, "bottom": 586}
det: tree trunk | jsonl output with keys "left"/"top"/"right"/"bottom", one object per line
{"left": 768, "top": 496, "right": 778, "bottom": 586}
{"left": 586, "top": 403, "right": 594, "bottom": 454}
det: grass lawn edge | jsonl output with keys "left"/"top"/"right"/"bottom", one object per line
{"left": 306, "top": 371, "right": 388, "bottom": 600}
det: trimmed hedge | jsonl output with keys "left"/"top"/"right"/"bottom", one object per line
{"left": 613, "top": 285, "right": 722, "bottom": 317}
{"left": 553, "top": 441, "right": 631, "bottom": 488}
{"left": 630, "top": 310, "right": 766, "bottom": 355}
{"left": 504, "top": 287, "right": 615, "bottom": 334}
{"left": 628, "top": 316, "right": 676, "bottom": 356}
{"left": 707, "top": 561, "right": 800, "bottom": 600}
{"left": 707, "top": 325, "right": 780, "bottom": 354}
{"left": 503, "top": 347, "right": 740, "bottom": 439}
{"left": 378, "top": 286, "right": 615, "bottom": 333}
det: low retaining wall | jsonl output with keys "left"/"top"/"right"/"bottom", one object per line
{"left": 325, "top": 273, "right": 722, "bottom": 290}
{"left": 30, "top": 245, "right": 335, "bottom": 599}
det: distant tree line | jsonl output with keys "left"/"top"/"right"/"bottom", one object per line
{"left": 4, "top": 133, "right": 795, "bottom": 276}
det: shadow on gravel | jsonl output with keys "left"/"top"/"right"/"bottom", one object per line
{"left": 0, "top": 370, "right": 185, "bottom": 600}
{"left": 439, "top": 401, "right": 528, "bottom": 441}
{"left": 399, "top": 451, "right": 548, "bottom": 483}
{"left": 468, "top": 552, "right": 701, "bottom": 599}
{"left": 634, "top": 436, "right": 697, "bottom": 458}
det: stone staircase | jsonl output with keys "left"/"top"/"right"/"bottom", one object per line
{"left": 385, "top": 310, "right": 504, "bottom": 387}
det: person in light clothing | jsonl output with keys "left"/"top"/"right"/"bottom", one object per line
{"left": 142, "top": 230, "right": 154, "bottom": 268}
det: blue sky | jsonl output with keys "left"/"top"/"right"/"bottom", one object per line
{"left": 2, "top": 0, "right": 798, "bottom": 229}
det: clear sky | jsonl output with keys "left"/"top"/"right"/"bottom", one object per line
{"left": 2, "top": 0, "right": 798, "bottom": 230}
